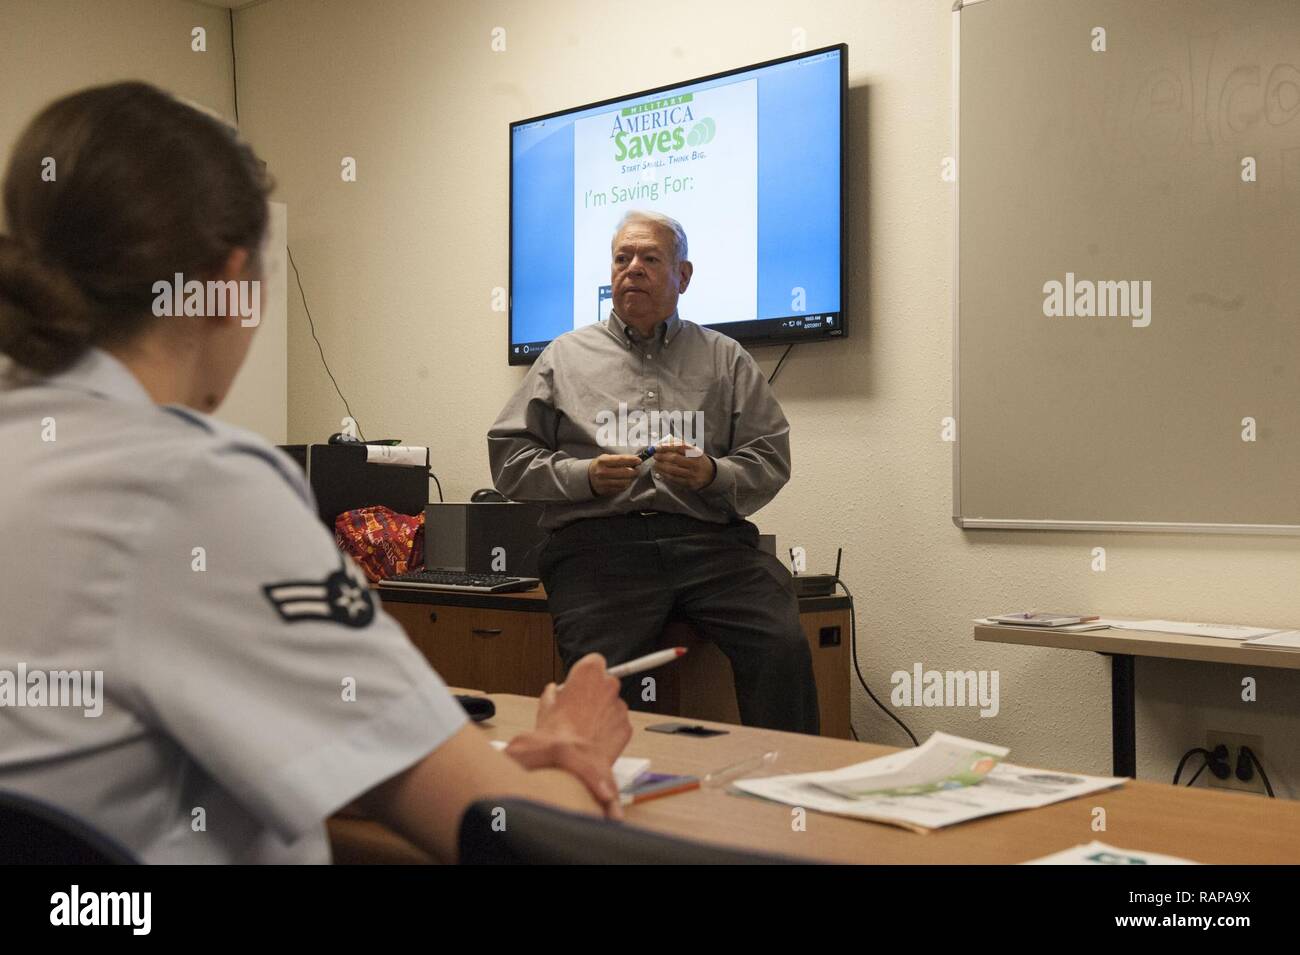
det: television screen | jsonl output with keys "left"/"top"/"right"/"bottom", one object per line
{"left": 508, "top": 44, "right": 846, "bottom": 364}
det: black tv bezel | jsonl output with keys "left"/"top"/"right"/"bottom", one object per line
{"left": 507, "top": 42, "right": 848, "bottom": 366}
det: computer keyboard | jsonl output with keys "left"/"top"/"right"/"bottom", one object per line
{"left": 378, "top": 568, "right": 541, "bottom": 594}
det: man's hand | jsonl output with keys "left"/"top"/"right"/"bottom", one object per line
{"left": 504, "top": 654, "right": 632, "bottom": 819}
{"left": 653, "top": 440, "right": 717, "bottom": 491}
{"left": 588, "top": 453, "right": 641, "bottom": 496}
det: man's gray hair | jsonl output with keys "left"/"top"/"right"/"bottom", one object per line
{"left": 611, "top": 209, "right": 689, "bottom": 263}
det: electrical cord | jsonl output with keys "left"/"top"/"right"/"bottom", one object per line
{"left": 286, "top": 247, "right": 438, "bottom": 473}
{"left": 288, "top": 246, "right": 366, "bottom": 441}
{"left": 1242, "top": 746, "right": 1275, "bottom": 797}
{"left": 1174, "top": 745, "right": 1228, "bottom": 785}
{"left": 1173, "top": 747, "right": 1211, "bottom": 785}
{"left": 1185, "top": 762, "right": 1208, "bottom": 787}
{"left": 835, "top": 577, "right": 919, "bottom": 747}
{"left": 767, "top": 344, "right": 794, "bottom": 385}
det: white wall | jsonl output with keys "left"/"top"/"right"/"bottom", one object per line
{"left": 229, "top": 0, "right": 1300, "bottom": 796}
{"left": 0, "top": 0, "right": 234, "bottom": 152}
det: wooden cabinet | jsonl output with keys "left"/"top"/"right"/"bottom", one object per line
{"left": 378, "top": 589, "right": 852, "bottom": 739}
{"left": 382, "top": 601, "right": 559, "bottom": 697}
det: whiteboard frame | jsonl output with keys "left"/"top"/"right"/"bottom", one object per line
{"left": 949, "top": 0, "right": 1300, "bottom": 536}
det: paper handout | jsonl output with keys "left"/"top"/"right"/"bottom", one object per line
{"left": 1024, "top": 841, "right": 1198, "bottom": 865}
{"left": 809, "top": 732, "right": 1006, "bottom": 799}
{"left": 733, "top": 732, "right": 1124, "bottom": 832}
{"left": 1110, "top": 620, "right": 1282, "bottom": 641}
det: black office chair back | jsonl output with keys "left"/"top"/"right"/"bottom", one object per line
{"left": 458, "top": 798, "right": 810, "bottom": 865}
{"left": 0, "top": 790, "right": 139, "bottom": 864}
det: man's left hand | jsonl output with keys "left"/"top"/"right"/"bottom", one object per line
{"left": 653, "top": 440, "right": 717, "bottom": 491}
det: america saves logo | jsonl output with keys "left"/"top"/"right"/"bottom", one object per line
{"left": 611, "top": 93, "right": 715, "bottom": 160}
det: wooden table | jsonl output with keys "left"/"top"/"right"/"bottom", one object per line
{"left": 329, "top": 691, "right": 1300, "bottom": 864}
{"left": 975, "top": 622, "right": 1300, "bottom": 777}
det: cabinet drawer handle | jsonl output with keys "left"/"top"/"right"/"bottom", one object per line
{"left": 472, "top": 627, "right": 503, "bottom": 637}
{"left": 428, "top": 611, "right": 438, "bottom": 623}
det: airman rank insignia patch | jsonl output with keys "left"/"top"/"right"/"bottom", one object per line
{"left": 263, "top": 558, "right": 375, "bottom": 628}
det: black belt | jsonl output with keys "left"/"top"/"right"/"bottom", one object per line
{"left": 552, "top": 511, "right": 737, "bottom": 545}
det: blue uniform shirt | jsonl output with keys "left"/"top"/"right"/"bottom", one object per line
{"left": 0, "top": 349, "right": 466, "bottom": 863}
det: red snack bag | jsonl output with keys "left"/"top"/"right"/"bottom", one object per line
{"left": 334, "top": 506, "right": 425, "bottom": 583}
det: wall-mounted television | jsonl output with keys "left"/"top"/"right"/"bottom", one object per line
{"left": 508, "top": 44, "right": 846, "bottom": 364}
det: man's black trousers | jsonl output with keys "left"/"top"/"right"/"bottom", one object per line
{"left": 538, "top": 512, "right": 820, "bottom": 735}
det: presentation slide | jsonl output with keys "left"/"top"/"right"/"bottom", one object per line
{"left": 571, "top": 80, "right": 758, "bottom": 330}
{"left": 511, "top": 47, "right": 842, "bottom": 360}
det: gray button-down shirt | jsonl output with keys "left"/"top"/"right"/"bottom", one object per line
{"left": 488, "top": 311, "right": 791, "bottom": 530}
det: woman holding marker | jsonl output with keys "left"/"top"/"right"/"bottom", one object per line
{"left": 0, "top": 82, "right": 631, "bottom": 863}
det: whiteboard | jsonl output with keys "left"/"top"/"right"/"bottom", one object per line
{"left": 953, "top": 0, "right": 1300, "bottom": 533}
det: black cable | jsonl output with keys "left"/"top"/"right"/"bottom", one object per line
{"left": 1173, "top": 747, "right": 1211, "bottom": 785}
{"left": 287, "top": 245, "right": 366, "bottom": 441}
{"left": 1185, "top": 761, "right": 1207, "bottom": 787}
{"left": 1244, "top": 747, "right": 1275, "bottom": 798}
{"left": 229, "top": 9, "right": 239, "bottom": 125}
{"left": 848, "top": 723, "right": 859, "bottom": 741}
{"left": 428, "top": 469, "right": 444, "bottom": 503}
{"left": 836, "top": 577, "right": 919, "bottom": 747}
{"left": 767, "top": 343, "right": 794, "bottom": 386}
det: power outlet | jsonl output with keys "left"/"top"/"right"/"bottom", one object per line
{"left": 1204, "top": 731, "right": 1265, "bottom": 793}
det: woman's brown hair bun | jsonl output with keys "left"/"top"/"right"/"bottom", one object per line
{"left": 0, "top": 235, "right": 96, "bottom": 375}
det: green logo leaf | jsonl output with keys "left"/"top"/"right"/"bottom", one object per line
{"left": 686, "top": 117, "right": 716, "bottom": 146}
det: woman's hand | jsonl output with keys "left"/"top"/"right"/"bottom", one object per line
{"left": 504, "top": 654, "right": 633, "bottom": 818}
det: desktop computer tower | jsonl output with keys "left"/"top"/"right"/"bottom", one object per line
{"left": 425, "top": 502, "right": 547, "bottom": 577}
{"left": 280, "top": 443, "right": 429, "bottom": 528}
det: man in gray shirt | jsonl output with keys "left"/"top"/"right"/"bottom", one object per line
{"left": 488, "top": 210, "right": 819, "bottom": 733}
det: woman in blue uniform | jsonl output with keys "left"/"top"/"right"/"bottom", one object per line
{"left": 0, "top": 82, "right": 630, "bottom": 863}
